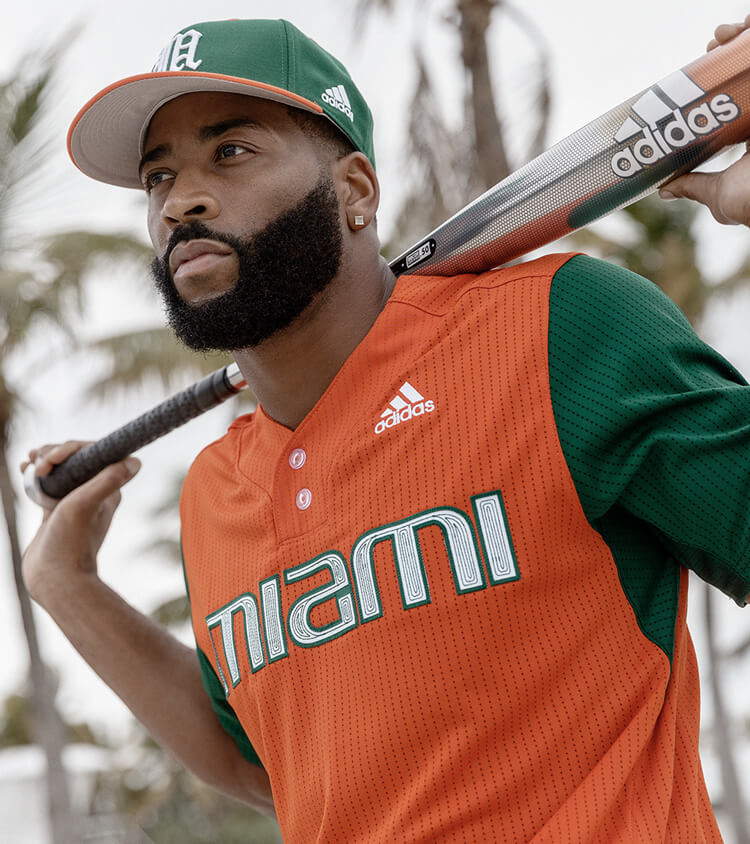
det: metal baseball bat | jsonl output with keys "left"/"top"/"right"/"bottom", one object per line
{"left": 390, "top": 28, "right": 750, "bottom": 275}
{"left": 26, "top": 30, "right": 750, "bottom": 505}
{"left": 24, "top": 363, "right": 247, "bottom": 506}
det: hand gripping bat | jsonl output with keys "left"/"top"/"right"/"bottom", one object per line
{"left": 25, "top": 29, "right": 750, "bottom": 505}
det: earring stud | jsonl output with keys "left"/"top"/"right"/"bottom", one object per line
{"left": 354, "top": 215, "right": 365, "bottom": 227}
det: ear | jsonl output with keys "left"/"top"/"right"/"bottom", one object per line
{"left": 333, "top": 152, "right": 380, "bottom": 231}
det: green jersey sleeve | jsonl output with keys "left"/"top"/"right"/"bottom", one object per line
{"left": 549, "top": 254, "right": 750, "bottom": 606}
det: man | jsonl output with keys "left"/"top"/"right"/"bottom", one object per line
{"left": 22, "top": 16, "right": 750, "bottom": 843}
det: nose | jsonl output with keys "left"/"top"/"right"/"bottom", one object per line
{"left": 160, "top": 169, "right": 221, "bottom": 226}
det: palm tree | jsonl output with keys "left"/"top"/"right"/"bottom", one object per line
{"left": 356, "top": 0, "right": 552, "bottom": 255}
{"left": 0, "top": 38, "right": 231, "bottom": 843}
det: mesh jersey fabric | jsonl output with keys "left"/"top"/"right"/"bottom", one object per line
{"left": 180, "top": 253, "right": 749, "bottom": 842}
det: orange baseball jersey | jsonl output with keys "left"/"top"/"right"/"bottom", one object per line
{"left": 180, "top": 253, "right": 750, "bottom": 842}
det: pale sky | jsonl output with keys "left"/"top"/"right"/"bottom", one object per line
{"left": 3, "top": 0, "right": 750, "bottom": 830}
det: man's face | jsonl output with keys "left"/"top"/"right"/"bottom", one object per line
{"left": 142, "top": 92, "right": 344, "bottom": 351}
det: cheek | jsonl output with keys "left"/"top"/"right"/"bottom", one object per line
{"left": 227, "top": 176, "right": 305, "bottom": 232}
{"left": 147, "top": 203, "right": 167, "bottom": 255}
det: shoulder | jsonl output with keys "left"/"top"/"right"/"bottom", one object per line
{"left": 392, "top": 252, "right": 581, "bottom": 316}
{"left": 547, "top": 255, "right": 725, "bottom": 385}
{"left": 549, "top": 254, "right": 693, "bottom": 332}
{"left": 181, "top": 411, "right": 256, "bottom": 500}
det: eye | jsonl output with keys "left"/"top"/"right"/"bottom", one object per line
{"left": 216, "top": 142, "right": 251, "bottom": 160}
{"left": 142, "top": 170, "right": 173, "bottom": 192}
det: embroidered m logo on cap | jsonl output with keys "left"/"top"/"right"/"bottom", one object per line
{"left": 152, "top": 29, "right": 204, "bottom": 72}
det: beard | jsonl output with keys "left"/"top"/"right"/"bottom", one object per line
{"left": 150, "top": 171, "right": 343, "bottom": 352}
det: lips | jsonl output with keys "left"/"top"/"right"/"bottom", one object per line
{"left": 169, "top": 238, "right": 234, "bottom": 280}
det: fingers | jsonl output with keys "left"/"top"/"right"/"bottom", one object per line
{"left": 22, "top": 441, "right": 91, "bottom": 477}
{"left": 659, "top": 171, "right": 732, "bottom": 224}
{"left": 57, "top": 456, "right": 141, "bottom": 522}
{"left": 21, "top": 454, "right": 141, "bottom": 602}
{"left": 21, "top": 441, "right": 141, "bottom": 517}
{"left": 708, "top": 16, "right": 750, "bottom": 50}
{"left": 659, "top": 170, "right": 716, "bottom": 200}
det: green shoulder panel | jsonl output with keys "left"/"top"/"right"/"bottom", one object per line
{"left": 548, "top": 256, "right": 750, "bottom": 659}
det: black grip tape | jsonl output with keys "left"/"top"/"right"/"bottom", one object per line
{"left": 39, "top": 367, "right": 236, "bottom": 500}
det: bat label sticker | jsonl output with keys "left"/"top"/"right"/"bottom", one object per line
{"left": 611, "top": 70, "right": 740, "bottom": 178}
{"left": 405, "top": 239, "right": 436, "bottom": 269}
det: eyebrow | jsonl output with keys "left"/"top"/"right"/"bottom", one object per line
{"left": 138, "top": 118, "right": 266, "bottom": 179}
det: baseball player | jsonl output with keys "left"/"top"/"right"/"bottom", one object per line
{"left": 21, "top": 15, "right": 750, "bottom": 843}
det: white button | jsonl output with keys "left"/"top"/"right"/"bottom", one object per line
{"left": 289, "top": 448, "right": 307, "bottom": 470}
{"left": 296, "top": 488, "right": 312, "bottom": 510}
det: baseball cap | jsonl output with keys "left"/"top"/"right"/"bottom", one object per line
{"left": 67, "top": 19, "right": 375, "bottom": 189}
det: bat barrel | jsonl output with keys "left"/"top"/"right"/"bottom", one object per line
{"left": 26, "top": 363, "right": 247, "bottom": 505}
{"left": 390, "top": 29, "right": 750, "bottom": 277}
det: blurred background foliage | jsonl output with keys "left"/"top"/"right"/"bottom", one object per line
{"left": 2, "top": 1, "right": 750, "bottom": 841}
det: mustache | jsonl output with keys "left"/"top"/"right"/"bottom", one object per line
{"left": 158, "top": 221, "right": 240, "bottom": 269}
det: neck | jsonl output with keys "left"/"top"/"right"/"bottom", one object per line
{"left": 233, "top": 256, "right": 396, "bottom": 430}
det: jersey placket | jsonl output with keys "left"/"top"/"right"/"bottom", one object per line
{"left": 272, "top": 434, "right": 328, "bottom": 540}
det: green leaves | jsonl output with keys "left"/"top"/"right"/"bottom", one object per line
{"left": 87, "top": 327, "right": 230, "bottom": 397}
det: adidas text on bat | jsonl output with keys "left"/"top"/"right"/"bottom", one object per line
{"left": 611, "top": 70, "right": 740, "bottom": 178}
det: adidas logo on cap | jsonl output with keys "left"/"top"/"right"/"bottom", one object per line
{"left": 322, "top": 84, "right": 354, "bottom": 122}
{"left": 610, "top": 69, "right": 739, "bottom": 179}
{"left": 375, "top": 382, "right": 435, "bottom": 435}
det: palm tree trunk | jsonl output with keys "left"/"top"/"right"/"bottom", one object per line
{"left": 0, "top": 439, "right": 76, "bottom": 843}
{"left": 704, "top": 583, "right": 749, "bottom": 843}
{"left": 456, "top": 0, "right": 510, "bottom": 187}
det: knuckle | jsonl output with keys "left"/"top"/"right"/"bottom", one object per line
{"left": 115, "top": 465, "right": 131, "bottom": 484}
{"left": 109, "top": 462, "right": 134, "bottom": 486}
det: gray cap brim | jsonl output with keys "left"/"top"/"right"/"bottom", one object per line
{"left": 67, "top": 71, "right": 323, "bottom": 189}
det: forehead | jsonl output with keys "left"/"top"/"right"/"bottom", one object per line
{"left": 143, "top": 91, "right": 299, "bottom": 148}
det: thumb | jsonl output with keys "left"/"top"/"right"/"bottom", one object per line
{"left": 659, "top": 170, "right": 718, "bottom": 203}
{"left": 659, "top": 171, "right": 729, "bottom": 222}
{"left": 63, "top": 456, "right": 141, "bottom": 517}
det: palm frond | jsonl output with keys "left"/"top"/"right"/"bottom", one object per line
{"left": 723, "top": 633, "right": 750, "bottom": 660}
{"left": 2, "top": 297, "right": 75, "bottom": 357}
{"left": 7, "top": 71, "right": 52, "bottom": 145}
{"left": 710, "top": 259, "right": 750, "bottom": 298}
{"left": 0, "top": 231, "right": 152, "bottom": 354}
{"left": 0, "top": 266, "right": 77, "bottom": 357}
{"left": 0, "top": 266, "right": 34, "bottom": 299}
{"left": 41, "top": 230, "right": 152, "bottom": 313}
{"left": 42, "top": 230, "right": 152, "bottom": 279}
{"left": 86, "top": 326, "right": 230, "bottom": 398}
{"left": 141, "top": 537, "right": 182, "bottom": 563}
{"left": 354, "top": 0, "right": 398, "bottom": 30}
{"left": 150, "top": 473, "right": 188, "bottom": 518}
{"left": 0, "top": 25, "right": 79, "bottom": 251}
{"left": 149, "top": 596, "right": 191, "bottom": 627}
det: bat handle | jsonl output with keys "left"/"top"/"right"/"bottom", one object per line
{"left": 25, "top": 362, "right": 247, "bottom": 506}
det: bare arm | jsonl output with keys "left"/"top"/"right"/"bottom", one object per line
{"left": 660, "top": 15, "right": 750, "bottom": 225}
{"left": 21, "top": 443, "right": 275, "bottom": 817}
